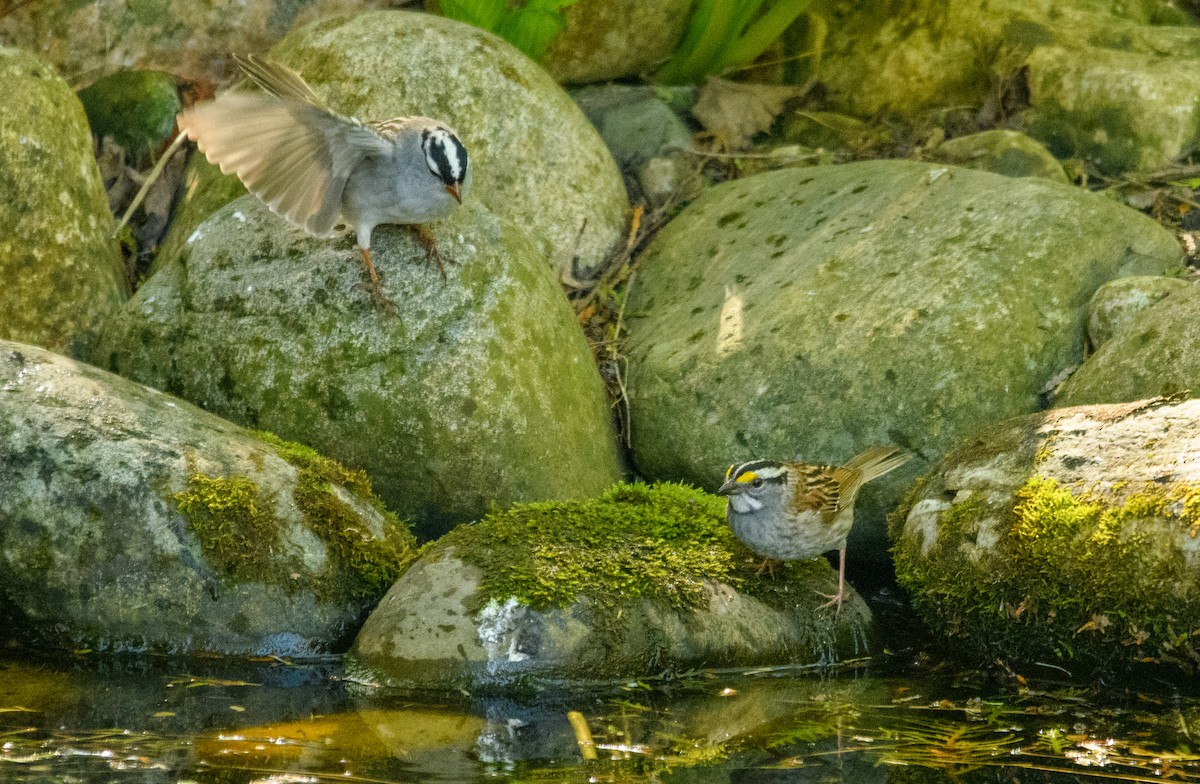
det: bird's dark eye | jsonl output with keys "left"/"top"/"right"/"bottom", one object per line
{"left": 751, "top": 478, "right": 764, "bottom": 489}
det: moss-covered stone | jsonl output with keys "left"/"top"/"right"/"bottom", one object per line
{"left": 1084, "top": 275, "right": 1191, "bottom": 350}
{"left": 77, "top": 69, "right": 180, "bottom": 156}
{"left": 797, "top": 0, "right": 1200, "bottom": 174}
{"left": 349, "top": 482, "right": 872, "bottom": 689}
{"left": 892, "top": 397, "right": 1200, "bottom": 674}
{"left": 0, "top": 47, "right": 126, "bottom": 357}
{"left": 437, "top": 482, "right": 817, "bottom": 615}
{"left": 540, "top": 0, "right": 695, "bottom": 83}
{"left": 95, "top": 195, "right": 623, "bottom": 538}
{"left": 1057, "top": 282, "right": 1200, "bottom": 406}
{"left": 0, "top": 340, "right": 416, "bottom": 656}
{"left": 930, "top": 130, "right": 1067, "bottom": 182}
{"left": 624, "top": 159, "right": 1181, "bottom": 562}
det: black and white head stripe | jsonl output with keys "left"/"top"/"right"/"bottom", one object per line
{"left": 422, "top": 127, "right": 468, "bottom": 186}
{"left": 725, "top": 460, "right": 789, "bottom": 485}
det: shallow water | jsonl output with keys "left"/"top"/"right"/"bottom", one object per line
{"left": 2, "top": 645, "right": 1199, "bottom": 784}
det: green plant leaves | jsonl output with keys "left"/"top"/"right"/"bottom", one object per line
{"left": 439, "top": 0, "right": 580, "bottom": 62}
{"left": 657, "top": 0, "right": 813, "bottom": 85}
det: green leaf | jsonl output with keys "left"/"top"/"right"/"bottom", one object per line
{"left": 438, "top": 0, "right": 580, "bottom": 62}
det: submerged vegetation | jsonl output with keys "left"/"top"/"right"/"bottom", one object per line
{"left": 4, "top": 652, "right": 1200, "bottom": 784}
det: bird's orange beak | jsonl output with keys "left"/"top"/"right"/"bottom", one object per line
{"left": 446, "top": 184, "right": 462, "bottom": 204}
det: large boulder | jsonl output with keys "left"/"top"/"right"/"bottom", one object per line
{"left": 0, "top": 341, "right": 416, "bottom": 656}
{"left": 348, "top": 483, "right": 870, "bottom": 690}
{"left": 623, "top": 160, "right": 1181, "bottom": 558}
{"left": 892, "top": 396, "right": 1200, "bottom": 674}
{"left": 0, "top": 47, "right": 126, "bottom": 357}
{"left": 94, "top": 196, "right": 623, "bottom": 538}
{"left": 1057, "top": 281, "right": 1200, "bottom": 406}
{"left": 800, "top": 0, "right": 1200, "bottom": 173}
{"left": 161, "top": 11, "right": 627, "bottom": 280}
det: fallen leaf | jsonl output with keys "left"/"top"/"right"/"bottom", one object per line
{"left": 692, "top": 77, "right": 802, "bottom": 149}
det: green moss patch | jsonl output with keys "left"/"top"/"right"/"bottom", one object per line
{"left": 173, "top": 434, "right": 417, "bottom": 605}
{"left": 173, "top": 473, "right": 280, "bottom": 582}
{"left": 894, "top": 476, "right": 1200, "bottom": 672}
{"left": 435, "top": 482, "right": 818, "bottom": 615}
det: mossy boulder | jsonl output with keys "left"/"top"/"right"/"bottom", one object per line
{"left": 0, "top": 340, "right": 416, "bottom": 656}
{"left": 348, "top": 483, "right": 871, "bottom": 690}
{"left": 541, "top": 0, "right": 696, "bottom": 83}
{"left": 78, "top": 69, "right": 180, "bottom": 158}
{"left": 891, "top": 396, "right": 1200, "bottom": 674}
{"left": 0, "top": 47, "right": 126, "bottom": 357}
{"left": 1057, "top": 281, "right": 1200, "bottom": 406}
{"left": 94, "top": 195, "right": 623, "bottom": 538}
{"left": 929, "top": 130, "right": 1067, "bottom": 182}
{"left": 162, "top": 10, "right": 626, "bottom": 280}
{"left": 623, "top": 160, "right": 1181, "bottom": 560}
{"left": 1084, "top": 275, "right": 1192, "bottom": 350}
{"left": 798, "top": 0, "right": 1200, "bottom": 173}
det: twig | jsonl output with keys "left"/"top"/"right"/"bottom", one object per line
{"left": 567, "top": 710, "right": 598, "bottom": 762}
{"left": 113, "top": 131, "right": 187, "bottom": 237}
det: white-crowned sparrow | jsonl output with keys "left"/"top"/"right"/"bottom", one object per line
{"left": 718, "top": 446, "right": 912, "bottom": 613}
{"left": 176, "top": 54, "right": 471, "bottom": 305}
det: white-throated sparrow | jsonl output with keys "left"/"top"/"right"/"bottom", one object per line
{"left": 176, "top": 54, "right": 471, "bottom": 306}
{"left": 718, "top": 446, "right": 912, "bottom": 613}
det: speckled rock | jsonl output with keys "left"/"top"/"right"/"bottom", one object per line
{"left": 1084, "top": 275, "right": 1191, "bottom": 349}
{"left": 799, "top": 0, "right": 1200, "bottom": 173}
{"left": 624, "top": 160, "right": 1181, "bottom": 559}
{"left": 94, "top": 195, "right": 623, "bottom": 538}
{"left": 930, "top": 130, "right": 1067, "bottom": 182}
{"left": 0, "top": 47, "right": 126, "bottom": 357}
{"left": 164, "top": 11, "right": 627, "bottom": 279}
{"left": 1057, "top": 281, "right": 1200, "bottom": 406}
{"left": 0, "top": 340, "right": 416, "bottom": 656}
{"left": 348, "top": 484, "right": 871, "bottom": 690}
{"left": 892, "top": 396, "right": 1200, "bottom": 674}
{"left": 541, "top": 0, "right": 696, "bottom": 83}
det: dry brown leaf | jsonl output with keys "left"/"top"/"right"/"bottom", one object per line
{"left": 691, "top": 77, "right": 802, "bottom": 149}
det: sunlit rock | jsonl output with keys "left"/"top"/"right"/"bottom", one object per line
{"left": 893, "top": 396, "right": 1200, "bottom": 674}
{"left": 623, "top": 160, "right": 1181, "bottom": 560}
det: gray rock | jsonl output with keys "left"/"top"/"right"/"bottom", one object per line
{"left": 348, "top": 483, "right": 871, "bottom": 689}
{"left": 94, "top": 195, "right": 623, "bottom": 538}
{"left": 797, "top": 1, "right": 1200, "bottom": 173}
{"left": 573, "top": 84, "right": 694, "bottom": 169}
{"left": 163, "top": 11, "right": 627, "bottom": 279}
{"left": 0, "top": 340, "right": 416, "bottom": 655}
{"left": 623, "top": 160, "right": 1181, "bottom": 558}
{"left": 0, "top": 47, "right": 126, "bottom": 357}
{"left": 892, "top": 396, "right": 1200, "bottom": 673}
{"left": 1058, "top": 281, "right": 1200, "bottom": 406}
{"left": 1085, "top": 275, "right": 1191, "bottom": 349}
{"left": 930, "top": 130, "right": 1068, "bottom": 182}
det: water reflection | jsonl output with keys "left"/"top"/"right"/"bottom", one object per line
{"left": 1, "top": 650, "right": 1199, "bottom": 783}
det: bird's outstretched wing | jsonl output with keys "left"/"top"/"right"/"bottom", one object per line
{"left": 177, "top": 58, "right": 391, "bottom": 235}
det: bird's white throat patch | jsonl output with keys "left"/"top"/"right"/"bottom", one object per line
{"left": 729, "top": 495, "right": 763, "bottom": 514}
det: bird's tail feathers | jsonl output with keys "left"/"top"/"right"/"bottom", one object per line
{"left": 844, "top": 446, "right": 912, "bottom": 485}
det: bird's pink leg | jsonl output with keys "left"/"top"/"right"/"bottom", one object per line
{"left": 816, "top": 546, "right": 847, "bottom": 614}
